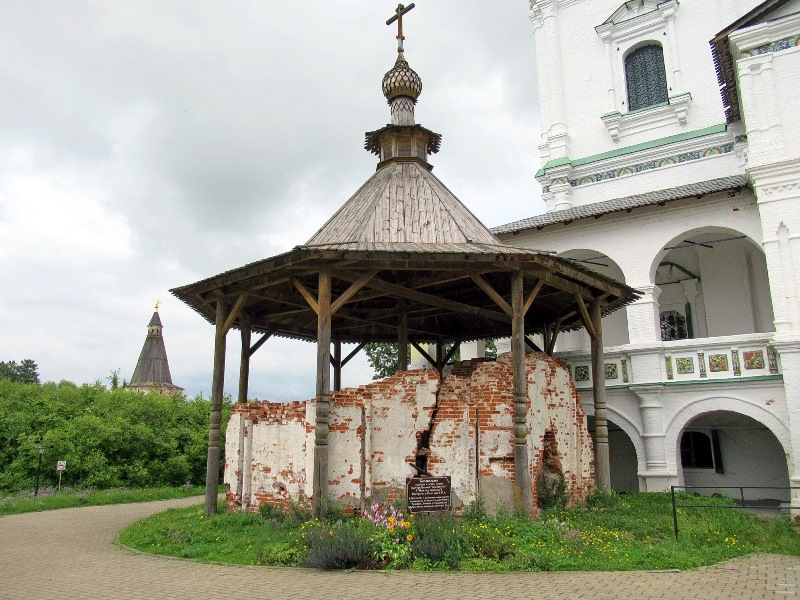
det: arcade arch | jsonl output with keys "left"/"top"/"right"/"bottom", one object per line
{"left": 651, "top": 227, "right": 774, "bottom": 340}
{"left": 665, "top": 399, "right": 790, "bottom": 502}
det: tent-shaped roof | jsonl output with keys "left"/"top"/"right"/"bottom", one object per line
{"left": 306, "top": 160, "right": 501, "bottom": 248}
{"left": 129, "top": 310, "right": 183, "bottom": 393}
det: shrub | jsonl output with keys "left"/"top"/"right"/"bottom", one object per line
{"left": 537, "top": 472, "right": 567, "bottom": 510}
{"left": 410, "top": 513, "right": 465, "bottom": 567}
{"left": 302, "top": 523, "right": 371, "bottom": 570}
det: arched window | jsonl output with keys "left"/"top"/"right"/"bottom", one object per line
{"left": 625, "top": 44, "right": 668, "bottom": 111}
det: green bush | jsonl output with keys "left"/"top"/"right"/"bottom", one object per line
{"left": 303, "top": 523, "right": 371, "bottom": 569}
{"left": 0, "top": 380, "right": 229, "bottom": 492}
{"left": 410, "top": 513, "right": 465, "bottom": 567}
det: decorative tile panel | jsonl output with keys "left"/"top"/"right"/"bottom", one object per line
{"left": 743, "top": 350, "right": 764, "bottom": 370}
{"left": 767, "top": 346, "right": 779, "bottom": 374}
{"left": 740, "top": 33, "right": 800, "bottom": 58}
{"left": 709, "top": 354, "right": 729, "bottom": 372}
{"left": 604, "top": 363, "right": 619, "bottom": 380}
{"left": 676, "top": 357, "right": 694, "bottom": 374}
{"left": 665, "top": 356, "right": 674, "bottom": 380}
{"left": 566, "top": 143, "right": 734, "bottom": 188}
{"left": 732, "top": 350, "right": 741, "bottom": 376}
{"left": 621, "top": 359, "right": 629, "bottom": 383}
{"left": 697, "top": 352, "right": 707, "bottom": 378}
{"left": 574, "top": 365, "right": 590, "bottom": 382}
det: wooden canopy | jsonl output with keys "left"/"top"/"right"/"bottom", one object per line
{"left": 171, "top": 242, "right": 638, "bottom": 345}
{"left": 175, "top": 42, "right": 641, "bottom": 517}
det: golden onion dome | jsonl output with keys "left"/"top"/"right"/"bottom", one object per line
{"left": 381, "top": 50, "right": 422, "bottom": 103}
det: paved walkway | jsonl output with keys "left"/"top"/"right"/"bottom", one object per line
{"left": 1, "top": 497, "right": 799, "bottom": 599}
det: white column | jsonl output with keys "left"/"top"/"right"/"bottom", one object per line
{"left": 627, "top": 284, "right": 662, "bottom": 344}
{"left": 460, "top": 340, "right": 486, "bottom": 360}
{"left": 631, "top": 385, "right": 675, "bottom": 491}
{"left": 663, "top": 9, "right": 682, "bottom": 93}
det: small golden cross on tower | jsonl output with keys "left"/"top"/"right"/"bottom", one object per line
{"left": 386, "top": 3, "right": 415, "bottom": 50}
{"left": 154, "top": 299, "right": 162, "bottom": 312}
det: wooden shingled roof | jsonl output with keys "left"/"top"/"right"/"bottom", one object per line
{"left": 307, "top": 160, "right": 501, "bottom": 247}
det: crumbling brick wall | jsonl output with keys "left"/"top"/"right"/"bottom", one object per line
{"left": 428, "top": 352, "right": 594, "bottom": 512}
{"left": 224, "top": 352, "right": 593, "bottom": 514}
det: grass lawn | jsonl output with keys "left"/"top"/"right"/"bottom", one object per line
{"left": 118, "top": 492, "right": 800, "bottom": 572}
{"left": 0, "top": 485, "right": 205, "bottom": 516}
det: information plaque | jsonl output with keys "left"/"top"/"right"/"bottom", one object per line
{"left": 406, "top": 476, "right": 451, "bottom": 514}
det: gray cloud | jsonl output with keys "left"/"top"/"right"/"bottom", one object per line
{"left": 0, "top": 1, "right": 543, "bottom": 399}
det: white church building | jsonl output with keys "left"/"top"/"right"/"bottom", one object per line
{"left": 483, "top": 0, "right": 800, "bottom": 501}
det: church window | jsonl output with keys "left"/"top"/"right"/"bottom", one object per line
{"left": 660, "top": 310, "right": 687, "bottom": 341}
{"left": 625, "top": 44, "right": 668, "bottom": 111}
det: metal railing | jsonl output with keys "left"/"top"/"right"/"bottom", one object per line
{"left": 670, "top": 485, "right": 800, "bottom": 540}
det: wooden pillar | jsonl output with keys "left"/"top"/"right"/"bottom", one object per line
{"left": 590, "top": 299, "right": 611, "bottom": 491}
{"left": 313, "top": 271, "right": 332, "bottom": 517}
{"left": 511, "top": 272, "right": 532, "bottom": 513}
{"left": 238, "top": 322, "right": 251, "bottom": 405}
{"left": 398, "top": 311, "right": 409, "bottom": 372}
{"left": 333, "top": 341, "right": 342, "bottom": 392}
{"left": 205, "top": 298, "right": 230, "bottom": 515}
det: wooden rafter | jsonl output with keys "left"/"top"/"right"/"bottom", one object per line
{"left": 470, "top": 274, "right": 512, "bottom": 316}
{"left": 292, "top": 278, "right": 319, "bottom": 314}
{"left": 575, "top": 296, "right": 596, "bottom": 340}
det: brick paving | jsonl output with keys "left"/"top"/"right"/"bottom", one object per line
{"left": 1, "top": 496, "right": 799, "bottom": 599}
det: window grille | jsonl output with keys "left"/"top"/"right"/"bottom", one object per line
{"left": 661, "top": 310, "right": 688, "bottom": 341}
{"left": 625, "top": 44, "right": 668, "bottom": 111}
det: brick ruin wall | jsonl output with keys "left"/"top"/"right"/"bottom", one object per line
{"left": 224, "top": 352, "right": 594, "bottom": 513}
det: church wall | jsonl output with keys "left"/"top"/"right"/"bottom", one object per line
{"left": 224, "top": 353, "right": 594, "bottom": 513}
{"left": 534, "top": 0, "right": 761, "bottom": 161}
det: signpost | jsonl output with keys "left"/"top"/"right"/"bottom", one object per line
{"left": 56, "top": 460, "right": 66, "bottom": 492}
{"left": 406, "top": 476, "right": 451, "bottom": 514}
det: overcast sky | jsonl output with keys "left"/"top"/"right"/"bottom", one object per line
{"left": 0, "top": 1, "right": 544, "bottom": 401}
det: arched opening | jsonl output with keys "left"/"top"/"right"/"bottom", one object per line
{"left": 588, "top": 416, "right": 639, "bottom": 493}
{"left": 624, "top": 42, "right": 668, "bottom": 111}
{"left": 651, "top": 228, "right": 775, "bottom": 340}
{"left": 557, "top": 250, "right": 630, "bottom": 351}
{"left": 677, "top": 411, "right": 790, "bottom": 503}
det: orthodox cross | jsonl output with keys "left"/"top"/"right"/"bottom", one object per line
{"left": 386, "top": 3, "right": 415, "bottom": 50}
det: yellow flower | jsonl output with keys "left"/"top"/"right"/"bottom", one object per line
{"left": 329, "top": 530, "right": 333, "bottom": 536}
{"left": 406, "top": 534, "right": 413, "bottom": 541}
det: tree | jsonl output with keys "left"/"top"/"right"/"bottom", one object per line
{"left": 0, "top": 359, "right": 40, "bottom": 385}
{"left": 364, "top": 343, "right": 400, "bottom": 380}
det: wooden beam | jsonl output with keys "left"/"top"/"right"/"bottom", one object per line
{"left": 523, "top": 279, "right": 545, "bottom": 315}
{"left": 546, "top": 318, "right": 564, "bottom": 355}
{"left": 238, "top": 323, "right": 251, "bottom": 405}
{"left": 590, "top": 299, "right": 610, "bottom": 491}
{"left": 575, "top": 296, "right": 596, "bottom": 340}
{"left": 336, "top": 272, "right": 511, "bottom": 324}
{"left": 205, "top": 298, "right": 230, "bottom": 515}
{"left": 331, "top": 270, "right": 378, "bottom": 315}
{"left": 398, "top": 307, "right": 409, "bottom": 372}
{"left": 248, "top": 332, "right": 272, "bottom": 357}
{"left": 312, "top": 270, "right": 332, "bottom": 518}
{"left": 470, "top": 274, "right": 512, "bottom": 316}
{"left": 411, "top": 341, "right": 436, "bottom": 369}
{"left": 333, "top": 341, "right": 342, "bottom": 392}
{"left": 524, "top": 336, "right": 543, "bottom": 353}
{"left": 341, "top": 342, "right": 366, "bottom": 367}
{"left": 442, "top": 340, "right": 461, "bottom": 365}
{"left": 293, "top": 278, "right": 319, "bottom": 314}
{"left": 222, "top": 293, "right": 249, "bottom": 335}
{"left": 511, "top": 272, "right": 532, "bottom": 514}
